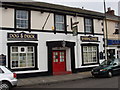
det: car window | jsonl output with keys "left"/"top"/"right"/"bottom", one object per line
{"left": 0, "top": 68, "right": 4, "bottom": 73}
{"left": 118, "top": 59, "right": 120, "bottom": 65}
{"left": 113, "top": 60, "right": 119, "bottom": 65}
{"left": 100, "top": 60, "right": 113, "bottom": 66}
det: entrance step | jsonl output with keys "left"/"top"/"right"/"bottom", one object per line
{"left": 53, "top": 71, "right": 72, "bottom": 75}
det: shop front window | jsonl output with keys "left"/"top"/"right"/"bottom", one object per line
{"left": 82, "top": 46, "right": 98, "bottom": 64}
{"left": 11, "top": 46, "right": 35, "bottom": 69}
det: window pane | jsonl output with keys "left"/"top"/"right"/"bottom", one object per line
{"left": 16, "top": 10, "right": 28, "bottom": 29}
{"left": 55, "top": 14, "right": 65, "bottom": 31}
{"left": 12, "top": 61, "right": 18, "bottom": 67}
{"left": 20, "top": 53, "right": 26, "bottom": 67}
{"left": 12, "top": 47, "right": 18, "bottom": 52}
{"left": 27, "top": 53, "right": 34, "bottom": 67}
{"left": 12, "top": 53, "right": 19, "bottom": 61}
{"left": 85, "top": 18, "right": 92, "bottom": 33}
{"left": 28, "top": 47, "right": 33, "bottom": 52}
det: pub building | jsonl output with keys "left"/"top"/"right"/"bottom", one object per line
{"left": 0, "top": 2, "right": 105, "bottom": 78}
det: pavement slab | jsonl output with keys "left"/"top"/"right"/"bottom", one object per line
{"left": 17, "top": 71, "right": 92, "bottom": 87}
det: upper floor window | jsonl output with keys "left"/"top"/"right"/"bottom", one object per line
{"left": 84, "top": 18, "right": 93, "bottom": 33}
{"left": 16, "top": 10, "right": 28, "bottom": 29}
{"left": 114, "top": 22, "right": 119, "bottom": 34}
{"left": 55, "top": 14, "right": 65, "bottom": 31}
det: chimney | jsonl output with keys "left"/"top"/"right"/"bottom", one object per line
{"left": 106, "top": 7, "right": 115, "bottom": 15}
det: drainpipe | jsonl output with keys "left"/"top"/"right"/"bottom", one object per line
{"left": 104, "top": 0, "right": 108, "bottom": 60}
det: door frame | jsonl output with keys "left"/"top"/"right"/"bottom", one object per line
{"left": 46, "top": 41, "right": 75, "bottom": 75}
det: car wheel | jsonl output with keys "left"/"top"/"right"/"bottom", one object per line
{"left": 0, "top": 81, "right": 12, "bottom": 90}
{"left": 108, "top": 71, "right": 112, "bottom": 78}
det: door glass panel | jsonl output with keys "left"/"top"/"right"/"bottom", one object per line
{"left": 55, "top": 59, "right": 58, "bottom": 62}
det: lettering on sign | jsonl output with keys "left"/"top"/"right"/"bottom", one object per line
{"left": 7, "top": 32, "right": 38, "bottom": 41}
{"left": 81, "top": 36, "right": 98, "bottom": 42}
{"left": 108, "top": 40, "right": 120, "bottom": 45}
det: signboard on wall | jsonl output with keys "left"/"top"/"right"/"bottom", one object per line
{"left": 7, "top": 32, "right": 38, "bottom": 41}
{"left": 108, "top": 40, "right": 120, "bottom": 45}
{"left": 81, "top": 36, "right": 98, "bottom": 42}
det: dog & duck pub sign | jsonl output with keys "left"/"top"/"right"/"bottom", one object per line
{"left": 7, "top": 32, "right": 38, "bottom": 41}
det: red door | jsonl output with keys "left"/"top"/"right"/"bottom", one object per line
{"left": 52, "top": 51, "right": 66, "bottom": 75}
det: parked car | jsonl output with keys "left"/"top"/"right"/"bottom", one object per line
{"left": 91, "top": 58, "right": 120, "bottom": 78}
{"left": 0, "top": 66, "right": 17, "bottom": 90}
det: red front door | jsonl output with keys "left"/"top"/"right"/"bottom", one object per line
{"left": 52, "top": 50, "right": 66, "bottom": 75}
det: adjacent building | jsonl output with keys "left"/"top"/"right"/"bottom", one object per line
{"left": 104, "top": 8, "right": 120, "bottom": 59}
{"left": 0, "top": 2, "right": 105, "bottom": 78}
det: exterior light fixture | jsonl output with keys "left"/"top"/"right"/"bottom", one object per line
{"left": 62, "top": 40, "right": 66, "bottom": 47}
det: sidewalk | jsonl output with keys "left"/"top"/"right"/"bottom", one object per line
{"left": 17, "top": 71, "right": 92, "bottom": 87}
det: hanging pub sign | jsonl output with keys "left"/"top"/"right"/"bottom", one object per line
{"left": 72, "top": 25, "right": 78, "bottom": 36}
{"left": 81, "top": 36, "right": 98, "bottom": 42}
{"left": 7, "top": 32, "right": 38, "bottom": 41}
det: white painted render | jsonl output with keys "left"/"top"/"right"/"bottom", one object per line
{"left": 0, "top": 7, "right": 103, "bottom": 34}
{"left": 0, "top": 30, "right": 104, "bottom": 74}
{"left": 0, "top": 7, "right": 104, "bottom": 74}
{"left": 94, "top": 19, "right": 103, "bottom": 34}
{"left": 31, "top": 11, "right": 54, "bottom": 30}
{"left": 1, "top": 8, "right": 14, "bottom": 28}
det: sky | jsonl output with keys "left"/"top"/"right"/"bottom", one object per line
{"left": 34, "top": 0, "right": 120, "bottom": 16}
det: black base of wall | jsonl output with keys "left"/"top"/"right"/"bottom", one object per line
{"left": 74, "top": 67, "right": 95, "bottom": 73}
{"left": 17, "top": 67, "right": 96, "bottom": 79}
{"left": 17, "top": 71, "right": 50, "bottom": 79}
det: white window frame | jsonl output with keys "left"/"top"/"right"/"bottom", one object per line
{"left": 114, "top": 22, "right": 120, "bottom": 34}
{"left": 16, "top": 10, "right": 28, "bottom": 29}
{"left": 83, "top": 46, "right": 98, "bottom": 64}
{"left": 10, "top": 46, "right": 35, "bottom": 69}
{"left": 85, "top": 18, "right": 93, "bottom": 33}
{"left": 115, "top": 22, "right": 119, "bottom": 29}
{"left": 55, "top": 14, "right": 65, "bottom": 31}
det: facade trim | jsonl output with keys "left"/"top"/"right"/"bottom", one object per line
{"left": 2, "top": 2, "right": 104, "bottom": 19}
{"left": 0, "top": 27, "right": 104, "bottom": 36}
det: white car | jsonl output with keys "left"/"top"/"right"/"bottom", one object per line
{"left": 0, "top": 66, "right": 17, "bottom": 90}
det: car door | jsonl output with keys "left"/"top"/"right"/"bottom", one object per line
{"left": 112, "top": 59, "right": 120, "bottom": 75}
{"left": 0, "top": 67, "right": 4, "bottom": 81}
{"left": 118, "top": 59, "right": 120, "bottom": 74}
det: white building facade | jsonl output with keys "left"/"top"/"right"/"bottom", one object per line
{"left": 0, "top": 2, "right": 105, "bottom": 78}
